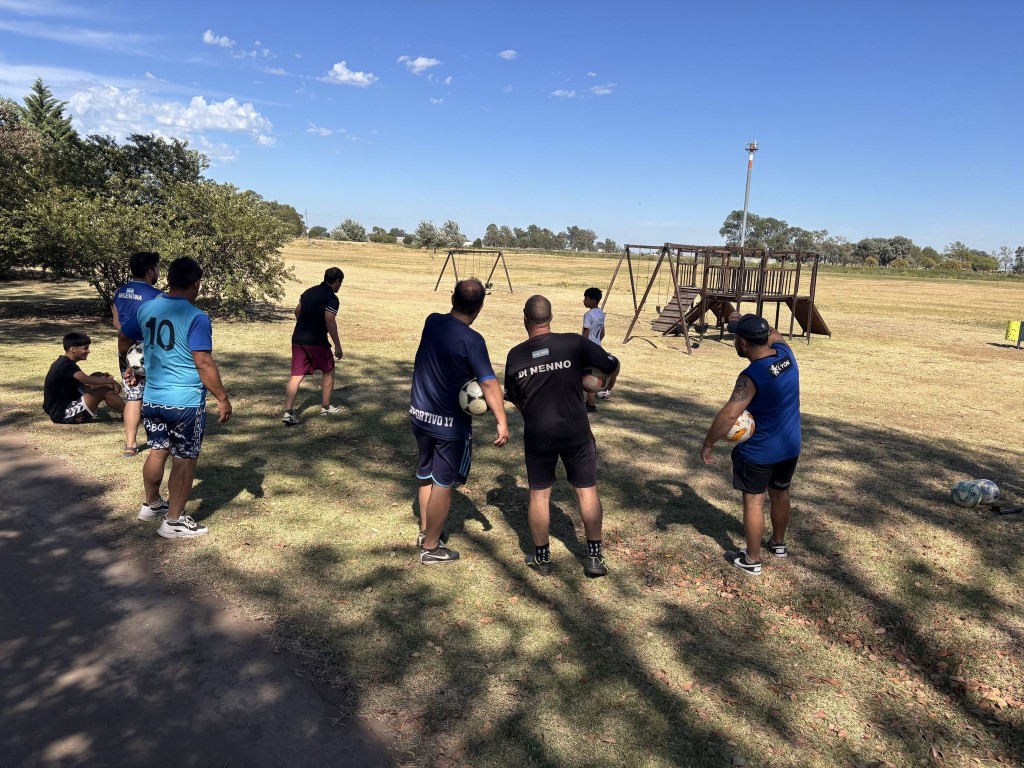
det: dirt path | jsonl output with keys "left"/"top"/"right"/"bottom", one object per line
{"left": 0, "top": 433, "right": 397, "bottom": 767}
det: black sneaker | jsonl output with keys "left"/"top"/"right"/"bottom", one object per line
{"left": 420, "top": 542, "right": 460, "bottom": 565}
{"left": 416, "top": 530, "right": 449, "bottom": 549}
{"left": 726, "top": 550, "right": 761, "bottom": 575}
{"left": 763, "top": 538, "right": 788, "bottom": 558}
{"left": 583, "top": 555, "right": 608, "bottom": 578}
{"left": 586, "top": 403, "right": 598, "bottom": 413}
{"left": 526, "top": 555, "right": 552, "bottom": 576}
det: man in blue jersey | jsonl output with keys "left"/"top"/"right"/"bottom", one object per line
{"left": 410, "top": 278, "right": 508, "bottom": 565}
{"left": 701, "top": 313, "right": 801, "bottom": 576}
{"left": 112, "top": 251, "right": 163, "bottom": 457}
{"left": 123, "top": 257, "right": 232, "bottom": 538}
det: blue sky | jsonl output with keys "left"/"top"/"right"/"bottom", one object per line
{"left": 1, "top": 0, "right": 1021, "bottom": 252}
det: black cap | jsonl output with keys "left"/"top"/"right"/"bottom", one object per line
{"left": 727, "top": 313, "right": 770, "bottom": 340}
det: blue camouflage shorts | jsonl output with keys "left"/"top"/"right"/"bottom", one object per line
{"left": 143, "top": 403, "right": 206, "bottom": 459}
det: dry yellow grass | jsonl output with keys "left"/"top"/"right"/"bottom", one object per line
{"left": 2, "top": 241, "right": 1023, "bottom": 767}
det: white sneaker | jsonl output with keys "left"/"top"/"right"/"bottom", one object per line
{"left": 282, "top": 411, "right": 300, "bottom": 425}
{"left": 596, "top": 390, "right": 611, "bottom": 400}
{"left": 138, "top": 498, "right": 169, "bottom": 521}
{"left": 320, "top": 404, "right": 341, "bottom": 415}
{"left": 157, "top": 515, "right": 209, "bottom": 539}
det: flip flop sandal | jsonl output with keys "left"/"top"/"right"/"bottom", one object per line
{"left": 122, "top": 445, "right": 139, "bottom": 458}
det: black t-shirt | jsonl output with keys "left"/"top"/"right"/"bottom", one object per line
{"left": 43, "top": 356, "right": 82, "bottom": 421}
{"left": 504, "top": 332, "right": 619, "bottom": 452}
{"left": 291, "top": 282, "right": 340, "bottom": 347}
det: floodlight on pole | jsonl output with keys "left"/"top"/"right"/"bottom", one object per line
{"left": 739, "top": 141, "right": 758, "bottom": 248}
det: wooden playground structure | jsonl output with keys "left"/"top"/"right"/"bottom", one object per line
{"left": 433, "top": 249, "right": 514, "bottom": 293}
{"left": 602, "top": 243, "right": 830, "bottom": 353}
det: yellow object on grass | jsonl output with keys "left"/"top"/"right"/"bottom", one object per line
{"left": 1006, "top": 320, "right": 1022, "bottom": 343}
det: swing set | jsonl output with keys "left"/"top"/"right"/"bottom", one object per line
{"left": 433, "top": 249, "right": 514, "bottom": 294}
{"left": 602, "top": 243, "right": 830, "bottom": 353}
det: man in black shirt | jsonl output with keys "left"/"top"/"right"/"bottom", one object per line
{"left": 504, "top": 295, "right": 619, "bottom": 577}
{"left": 282, "top": 267, "right": 344, "bottom": 425}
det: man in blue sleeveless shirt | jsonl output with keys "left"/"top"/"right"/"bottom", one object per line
{"left": 112, "top": 251, "right": 163, "bottom": 457}
{"left": 123, "top": 257, "right": 232, "bottom": 539}
{"left": 702, "top": 313, "right": 801, "bottom": 575}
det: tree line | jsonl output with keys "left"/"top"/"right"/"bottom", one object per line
{"left": 0, "top": 79, "right": 303, "bottom": 314}
{"left": 719, "top": 210, "right": 1023, "bottom": 273}
{"left": 307, "top": 218, "right": 619, "bottom": 253}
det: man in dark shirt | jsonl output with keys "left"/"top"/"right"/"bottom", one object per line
{"left": 410, "top": 278, "right": 508, "bottom": 565}
{"left": 282, "top": 267, "right": 344, "bottom": 425}
{"left": 504, "top": 295, "right": 620, "bottom": 578}
{"left": 701, "top": 312, "right": 801, "bottom": 576}
{"left": 43, "top": 331, "right": 126, "bottom": 424}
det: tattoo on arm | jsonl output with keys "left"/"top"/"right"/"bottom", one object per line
{"left": 730, "top": 375, "right": 750, "bottom": 402}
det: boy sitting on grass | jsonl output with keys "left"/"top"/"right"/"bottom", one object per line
{"left": 43, "top": 332, "right": 126, "bottom": 424}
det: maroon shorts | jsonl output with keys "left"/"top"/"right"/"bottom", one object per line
{"left": 291, "top": 344, "right": 335, "bottom": 376}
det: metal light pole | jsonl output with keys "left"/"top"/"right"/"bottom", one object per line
{"left": 739, "top": 141, "right": 758, "bottom": 247}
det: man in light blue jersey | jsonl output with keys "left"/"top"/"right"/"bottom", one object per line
{"left": 123, "top": 257, "right": 232, "bottom": 538}
{"left": 112, "top": 251, "right": 163, "bottom": 457}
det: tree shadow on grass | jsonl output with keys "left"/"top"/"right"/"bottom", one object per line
{"left": 486, "top": 471, "right": 588, "bottom": 561}
{"left": 0, "top": 435, "right": 395, "bottom": 767}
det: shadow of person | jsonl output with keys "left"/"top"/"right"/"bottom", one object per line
{"left": 190, "top": 456, "right": 267, "bottom": 522}
{"left": 486, "top": 472, "right": 586, "bottom": 560}
{"left": 408, "top": 484, "right": 492, "bottom": 543}
{"left": 650, "top": 477, "right": 743, "bottom": 553}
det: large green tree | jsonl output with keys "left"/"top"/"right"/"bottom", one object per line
{"left": 163, "top": 181, "right": 294, "bottom": 314}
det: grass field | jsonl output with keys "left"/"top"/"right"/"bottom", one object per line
{"left": 2, "top": 241, "right": 1024, "bottom": 767}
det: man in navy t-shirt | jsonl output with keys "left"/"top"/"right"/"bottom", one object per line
{"left": 410, "top": 278, "right": 508, "bottom": 565}
{"left": 112, "top": 251, "right": 163, "bottom": 457}
{"left": 701, "top": 312, "right": 801, "bottom": 576}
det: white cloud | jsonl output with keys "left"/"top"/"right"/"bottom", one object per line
{"left": 498, "top": 49, "right": 519, "bottom": 61}
{"left": 202, "top": 29, "right": 235, "bottom": 49}
{"left": 430, "top": 97, "right": 443, "bottom": 104}
{"left": 589, "top": 83, "right": 615, "bottom": 96}
{"left": 551, "top": 89, "right": 576, "bottom": 98}
{"left": 233, "top": 41, "right": 273, "bottom": 60}
{"left": 443, "top": 76, "right": 453, "bottom": 86}
{"left": 307, "top": 123, "right": 333, "bottom": 137}
{"left": 66, "top": 85, "right": 274, "bottom": 152}
{"left": 502, "top": 84, "right": 513, "bottom": 93}
{"left": 0, "top": 0, "right": 88, "bottom": 17}
{"left": 319, "top": 61, "right": 378, "bottom": 87}
{"left": 263, "top": 67, "right": 287, "bottom": 76}
{"left": 398, "top": 55, "right": 441, "bottom": 75}
{"left": 0, "top": 19, "right": 152, "bottom": 52}
{"left": 586, "top": 71, "right": 598, "bottom": 77}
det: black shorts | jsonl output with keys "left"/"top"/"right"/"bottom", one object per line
{"left": 732, "top": 452, "right": 799, "bottom": 495}
{"left": 525, "top": 439, "right": 597, "bottom": 491}
{"left": 412, "top": 423, "right": 472, "bottom": 488}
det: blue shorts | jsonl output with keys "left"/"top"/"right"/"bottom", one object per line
{"left": 143, "top": 403, "right": 206, "bottom": 459}
{"left": 525, "top": 439, "right": 598, "bottom": 490}
{"left": 412, "top": 423, "right": 472, "bottom": 488}
{"left": 732, "top": 451, "right": 799, "bottom": 495}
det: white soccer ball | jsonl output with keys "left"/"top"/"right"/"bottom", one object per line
{"left": 725, "top": 410, "right": 755, "bottom": 443}
{"left": 974, "top": 479, "right": 1000, "bottom": 505}
{"left": 951, "top": 481, "right": 983, "bottom": 508}
{"left": 126, "top": 341, "right": 145, "bottom": 377}
{"left": 458, "top": 379, "right": 489, "bottom": 416}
